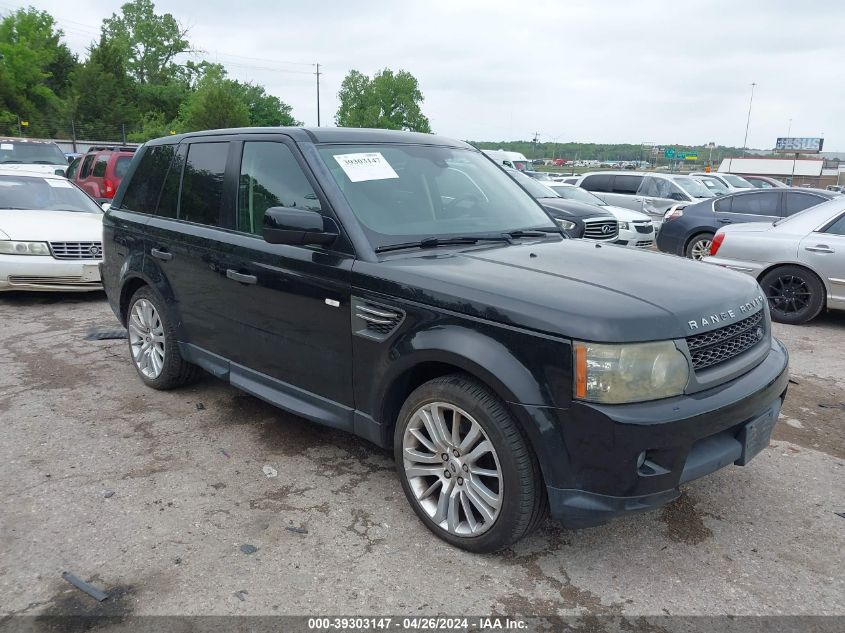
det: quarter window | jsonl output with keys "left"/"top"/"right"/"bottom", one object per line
{"left": 824, "top": 214, "right": 845, "bottom": 236}
{"left": 120, "top": 144, "right": 175, "bottom": 214}
{"left": 180, "top": 142, "right": 229, "bottom": 226}
{"left": 237, "top": 142, "right": 321, "bottom": 235}
{"left": 785, "top": 192, "right": 823, "bottom": 216}
{"left": 730, "top": 191, "right": 780, "bottom": 216}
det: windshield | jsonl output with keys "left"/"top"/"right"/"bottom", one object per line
{"left": 317, "top": 144, "right": 556, "bottom": 249}
{"left": 698, "top": 177, "right": 728, "bottom": 194}
{"left": 548, "top": 185, "right": 605, "bottom": 205}
{"left": 508, "top": 169, "right": 560, "bottom": 199}
{"left": 0, "top": 141, "right": 68, "bottom": 165}
{"left": 673, "top": 176, "right": 714, "bottom": 198}
{"left": 722, "top": 174, "right": 753, "bottom": 188}
{"left": 0, "top": 175, "right": 102, "bottom": 212}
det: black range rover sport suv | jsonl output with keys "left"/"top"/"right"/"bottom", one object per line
{"left": 101, "top": 128, "right": 789, "bottom": 552}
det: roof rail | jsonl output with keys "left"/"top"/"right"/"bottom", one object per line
{"left": 87, "top": 146, "right": 137, "bottom": 153}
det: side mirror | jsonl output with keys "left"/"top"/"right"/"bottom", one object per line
{"left": 263, "top": 207, "right": 338, "bottom": 246}
{"left": 101, "top": 203, "right": 111, "bottom": 212}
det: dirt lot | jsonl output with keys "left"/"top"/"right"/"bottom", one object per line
{"left": 0, "top": 291, "right": 843, "bottom": 622}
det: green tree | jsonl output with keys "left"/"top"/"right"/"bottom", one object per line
{"left": 236, "top": 82, "right": 300, "bottom": 127}
{"left": 0, "top": 7, "right": 76, "bottom": 136}
{"left": 101, "top": 0, "right": 191, "bottom": 85}
{"left": 174, "top": 64, "right": 249, "bottom": 132}
{"left": 336, "top": 68, "right": 431, "bottom": 132}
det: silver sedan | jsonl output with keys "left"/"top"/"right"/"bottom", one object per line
{"left": 704, "top": 197, "right": 845, "bottom": 324}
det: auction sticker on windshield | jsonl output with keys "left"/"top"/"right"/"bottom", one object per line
{"left": 1, "top": 143, "right": 13, "bottom": 150}
{"left": 46, "top": 179, "right": 73, "bottom": 188}
{"left": 334, "top": 152, "right": 399, "bottom": 182}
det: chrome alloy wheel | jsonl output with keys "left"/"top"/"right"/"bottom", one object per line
{"left": 128, "top": 298, "right": 165, "bottom": 379}
{"left": 690, "top": 238, "right": 713, "bottom": 260}
{"left": 402, "top": 402, "right": 503, "bottom": 536}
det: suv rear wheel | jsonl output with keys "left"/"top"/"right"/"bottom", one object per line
{"left": 394, "top": 374, "right": 547, "bottom": 552}
{"left": 760, "top": 265, "right": 825, "bottom": 325}
{"left": 126, "top": 286, "right": 201, "bottom": 389}
{"left": 685, "top": 232, "right": 714, "bottom": 260}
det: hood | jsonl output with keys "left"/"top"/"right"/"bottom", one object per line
{"left": 0, "top": 163, "right": 67, "bottom": 177}
{"left": 361, "top": 239, "right": 765, "bottom": 342}
{"left": 0, "top": 209, "right": 103, "bottom": 241}
{"left": 600, "top": 204, "right": 651, "bottom": 222}
{"left": 539, "top": 198, "right": 612, "bottom": 220}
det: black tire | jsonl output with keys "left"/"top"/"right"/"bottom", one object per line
{"left": 394, "top": 374, "right": 547, "bottom": 553}
{"left": 685, "top": 232, "right": 714, "bottom": 260}
{"left": 126, "top": 286, "right": 201, "bottom": 389}
{"left": 759, "top": 265, "right": 825, "bottom": 325}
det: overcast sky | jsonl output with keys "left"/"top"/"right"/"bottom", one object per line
{"left": 6, "top": 0, "right": 845, "bottom": 149}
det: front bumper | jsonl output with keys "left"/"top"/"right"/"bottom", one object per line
{"left": 614, "top": 225, "right": 655, "bottom": 248}
{"left": 517, "top": 338, "right": 789, "bottom": 528}
{"left": 0, "top": 254, "right": 103, "bottom": 292}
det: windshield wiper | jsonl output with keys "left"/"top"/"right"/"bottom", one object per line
{"left": 375, "top": 230, "right": 552, "bottom": 253}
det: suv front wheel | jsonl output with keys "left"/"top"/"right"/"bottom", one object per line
{"left": 394, "top": 374, "right": 547, "bottom": 552}
{"left": 126, "top": 286, "right": 201, "bottom": 389}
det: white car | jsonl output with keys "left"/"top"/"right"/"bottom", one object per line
{"left": 704, "top": 197, "right": 845, "bottom": 324}
{"left": 545, "top": 183, "right": 656, "bottom": 248}
{"left": 0, "top": 138, "right": 70, "bottom": 177}
{"left": 0, "top": 170, "right": 104, "bottom": 292}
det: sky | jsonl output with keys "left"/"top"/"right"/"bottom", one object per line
{"left": 4, "top": 0, "right": 845, "bottom": 149}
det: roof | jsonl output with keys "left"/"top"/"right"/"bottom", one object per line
{"left": 146, "top": 127, "right": 472, "bottom": 149}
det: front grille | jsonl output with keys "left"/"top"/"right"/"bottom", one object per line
{"left": 582, "top": 220, "right": 619, "bottom": 241}
{"left": 49, "top": 241, "right": 103, "bottom": 260}
{"left": 686, "top": 310, "right": 765, "bottom": 371}
{"left": 634, "top": 223, "right": 654, "bottom": 234}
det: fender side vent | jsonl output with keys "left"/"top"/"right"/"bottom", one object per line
{"left": 352, "top": 297, "right": 405, "bottom": 341}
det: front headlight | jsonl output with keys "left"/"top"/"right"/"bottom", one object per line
{"left": 0, "top": 241, "right": 51, "bottom": 256}
{"left": 618, "top": 221, "right": 630, "bottom": 230}
{"left": 573, "top": 340, "right": 690, "bottom": 404}
{"left": 556, "top": 219, "right": 576, "bottom": 231}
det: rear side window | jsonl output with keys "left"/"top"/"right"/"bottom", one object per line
{"left": 581, "top": 174, "right": 612, "bottom": 192}
{"left": 120, "top": 144, "right": 175, "bottom": 214}
{"left": 611, "top": 175, "right": 642, "bottom": 194}
{"left": 79, "top": 154, "right": 95, "bottom": 179}
{"left": 824, "top": 214, "right": 845, "bottom": 235}
{"left": 238, "top": 142, "right": 322, "bottom": 235}
{"left": 785, "top": 192, "right": 824, "bottom": 216}
{"left": 730, "top": 191, "right": 780, "bottom": 216}
{"left": 66, "top": 157, "right": 81, "bottom": 180}
{"left": 180, "top": 142, "right": 229, "bottom": 226}
{"left": 714, "top": 197, "right": 732, "bottom": 212}
{"left": 156, "top": 144, "right": 186, "bottom": 219}
{"left": 114, "top": 156, "right": 132, "bottom": 179}
{"left": 92, "top": 155, "right": 108, "bottom": 177}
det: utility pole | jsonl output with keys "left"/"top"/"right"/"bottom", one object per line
{"left": 532, "top": 131, "right": 540, "bottom": 158}
{"left": 742, "top": 82, "right": 756, "bottom": 156}
{"left": 315, "top": 63, "right": 321, "bottom": 127}
{"left": 71, "top": 119, "right": 77, "bottom": 153}
{"left": 121, "top": 123, "right": 127, "bottom": 145}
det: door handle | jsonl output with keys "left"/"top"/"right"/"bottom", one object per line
{"left": 226, "top": 269, "right": 257, "bottom": 285}
{"left": 805, "top": 245, "right": 834, "bottom": 254}
{"left": 150, "top": 248, "right": 172, "bottom": 261}
{"left": 719, "top": 219, "right": 733, "bottom": 224}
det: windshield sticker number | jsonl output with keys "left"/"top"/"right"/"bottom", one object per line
{"left": 46, "top": 179, "right": 73, "bottom": 188}
{"left": 334, "top": 152, "right": 399, "bottom": 183}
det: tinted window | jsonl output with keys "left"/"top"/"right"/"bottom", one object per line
{"left": 714, "top": 197, "right": 732, "bottom": 212}
{"left": 238, "top": 142, "right": 321, "bottom": 235}
{"left": 612, "top": 175, "right": 643, "bottom": 194}
{"left": 120, "top": 144, "right": 175, "bottom": 214}
{"left": 92, "top": 155, "right": 108, "bottom": 177}
{"left": 66, "top": 157, "right": 81, "bottom": 180}
{"left": 80, "top": 154, "right": 95, "bottom": 179}
{"left": 114, "top": 156, "right": 132, "bottom": 179}
{"left": 730, "top": 191, "right": 780, "bottom": 216}
{"left": 825, "top": 214, "right": 845, "bottom": 235}
{"left": 581, "top": 174, "right": 612, "bottom": 192}
{"left": 785, "top": 192, "right": 824, "bottom": 216}
{"left": 156, "top": 144, "right": 186, "bottom": 219}
{"left": 180, "top": 142, "right": 228, "bottom": 226}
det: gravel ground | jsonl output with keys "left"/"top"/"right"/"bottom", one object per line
{"left": 0, "top": 291, "right": 842, "bottom": 622}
